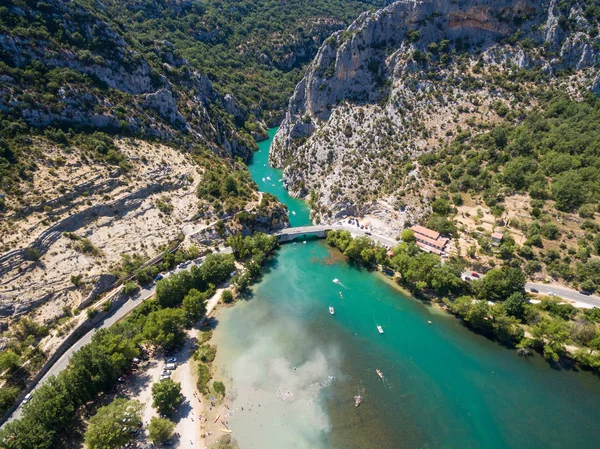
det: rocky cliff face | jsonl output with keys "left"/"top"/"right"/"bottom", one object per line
{"left": 271, "top": 0, "right": 600, "bottom": 231}
{"left": 0, "top": 0, "right": 253, "bottom": 159}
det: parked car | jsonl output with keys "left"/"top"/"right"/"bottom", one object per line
{"left": 167, "top": 357, "right": 177, "bottom": 363}
{"left": 465, "top": 277, "right": 471, "bottom": 282}
{"left": 165, "top": 363, "right": 177, "bottom": 370}
{"left": 579, "top": 290, "right": 591, "bottom": 296}
{"left": 160, "top": 374, "right": 171, "bottom": 380}
{"left": 161, "top": 370, "right": 172, "bottom": 377}
{"left": 548, "top": 292, "right": 555, "bottom": 296}
{"left": 154, "top": 274, "right": 163, "bottom": 282}
{"left": 22, "top": 393, "right": 32, "bottom": 404}
{"left": 530, "top": 288, "right": 539, "bottom": 293}
{"left": 365, "top": 231, "right": 372, "bottom": 236}
{"left": 471, "top": 272, "right": 480, "bottom": 278}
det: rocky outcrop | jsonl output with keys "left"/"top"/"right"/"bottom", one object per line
{"left": 271, "top": 0, "right": 600, "bottom": 228}
{"left": 0, "top": 0, "right": 253, "bottom": 159}
{"left": 78, "top": 274, "right": 117, "bottom": 309}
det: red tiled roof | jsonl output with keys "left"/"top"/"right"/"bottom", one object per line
{"left": 415, "top": 241, "right": 444, "bottom": 255}
{"left": 411, "top": 225, "right": 440, "bottom": 240}
{"left": 414, "top": 234, "right": 448, "bottom": 249}
{"left": 491, "top": 232, "right": 503, "bottom": 240}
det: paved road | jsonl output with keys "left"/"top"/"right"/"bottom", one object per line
{"left": 6, "top": 247, "right": 233, "bottom": 423}
{"left": 525, "top": 282, "right": 600, "bottom": 309}
{"left": 461, "top": 270, "right": 600, "bottom": 309}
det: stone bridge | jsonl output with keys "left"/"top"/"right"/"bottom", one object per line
{"left": 274, "top": 225, "right": 397, "bottom": 248}
{"left": 275, "top": 225, "right": 332, "bottom": 242}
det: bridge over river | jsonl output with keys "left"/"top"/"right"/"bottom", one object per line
{"left": 275, "top": 224, "right": 397, "bottom": 248}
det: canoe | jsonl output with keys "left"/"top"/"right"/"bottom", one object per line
{"left": 213, "top": 414, "right": 220, "bottom": 423}
{"left": 220, "top": 428, "right": 232, "bottom": 433}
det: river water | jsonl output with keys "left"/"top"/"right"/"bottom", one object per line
{"left": 211, "top": 129, "right": 600, "bottom": 449}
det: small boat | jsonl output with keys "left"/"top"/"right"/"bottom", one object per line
{"left": 262, "top": 177, "right": 266, "bottom": 182}
{"left": 329, "top": 306, "right": 335, "bottom": 315}
{"left": 376, "top": 369, "right": 384, "bottom": 379}
{"left": 278, "top": 179, "right": 283, "bottom": 182}
{"left": 303, "top": 241, "right": 306, "bottom": 244}
{"left": 291, "top": 211, "right": 296, "bottom": 215}
{"left": 428, "top": 320, "right": 432, "bottom": 324}
{"left": 293, "top": 242, "right": 297, "bottom": 246}
{"left": 333, "top": 278, "right": 341, "bottom": 285}
{"left": 266, "top": 176, "right": 271, "bottom": 181}
{"left": 377, "top": 325, "right": 384, "bottom": 334}
{"left": 220, "top": 428, "right": 232, "bottom": 434}
{"left": 214, "top": 414, "right": 220, "bottom": 423}
{"left": 339, "top": 292, "right": 343, "bottom": 298}
{"left": 354, "top": 395, "right": 362, "bottom": 407}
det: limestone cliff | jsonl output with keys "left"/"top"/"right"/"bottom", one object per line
{"left": 271, "top": 0, "right": 600, "bottom": 232}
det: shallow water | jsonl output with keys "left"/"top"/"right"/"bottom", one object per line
{"left": 213, "top": 242, "right": 600, "bottom": 449}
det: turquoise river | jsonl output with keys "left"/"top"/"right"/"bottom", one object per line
{"left": 211, "top": 129, "right": 600, "bottom": 449}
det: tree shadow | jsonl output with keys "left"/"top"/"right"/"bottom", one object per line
{"left": 171, "top": 398, "right": 193, "bottom": 423}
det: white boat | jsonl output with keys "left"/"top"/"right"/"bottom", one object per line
{"left": 266, "top": 176, "right": 271, "bottom": 181}
{"left": 303, "top": 241, "right": 306, "bottom": 244}
{"left": 262, "top": 177, "right": 266, "bottom": 182}
{"left": 278, "top": 179, "right": 283, "bottom": 182}
{"left": 354, "top": 395, "right": 362, "bottom": 407}
{"left": 333, "top": 278, "right": 341, "bottom": 285}
{"left": 329, "top": 306, "right": 335, "bottom": 315}
{"left": 377, "top": 325, "right": 384, "bottom": 334}
{"left": 291, "top": 211, "right": 296, "bottom": 215}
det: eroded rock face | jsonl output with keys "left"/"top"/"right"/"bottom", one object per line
{"left": 271, "top": 0, "right": 600, "bottom": 230}
{"left": 0, "top": 0, "right": 253, "bottom": 160}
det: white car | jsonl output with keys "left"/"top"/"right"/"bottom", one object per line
{"left": 22, "top": 393, "right": 32, "bottom": 404}
{"left": 160, "top": 374, "right": 171, "bottom": 380}
{"left": 548, "top": 292, "right": 555, "bottom": 296}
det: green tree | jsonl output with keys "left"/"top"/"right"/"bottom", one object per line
{"left": 182, "top": 288, "right": 207, "bottom": 326}
{"left": 221, "top": 290, "right": 234, "bottom": 303}
{"left": 552, "top": 171, "right": 584, "bottom": 211}
{"left": 504, "top": 292, "right": 526, "bottom": 319}
{"left": 532, "top": 317, "right": 571, "bottom": 361}
{"left": 143, "top": 308, "right": 186, "bottom": 349}
{"left": 473, "top": 267, "right": 525, "bottom": 302}
{"left": 148, "top": 416, "right": 175, "bottom": 444}
{"left": 0, "top": 386, "right": 21, "bottom": 415}
{"left": 85, "top": 399, "right": 143, "bottom": 449}
{"left": 213, "top": 380, "right": 226, "bottom": 397}
{"left": 431, "top": 197, "right": 451, "bottom": 215}
{"left": 152, "top": 379, "right": 182, "bottom": 414}
{"left": 155, "top": 270, "right": 193, "bottom": 308}
{"left": 400, "top": 229, "right": 415, "bottom": 243}
{"left": 0, "top": 349, "right": 21, "bottom": 372}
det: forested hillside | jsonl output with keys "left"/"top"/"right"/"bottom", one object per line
{"left": 76, "top": 0, "right": 386, "bottom": 125}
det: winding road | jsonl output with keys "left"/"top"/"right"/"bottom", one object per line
{"left": 5, "top": 248, "right": 232, "bottom": 424}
